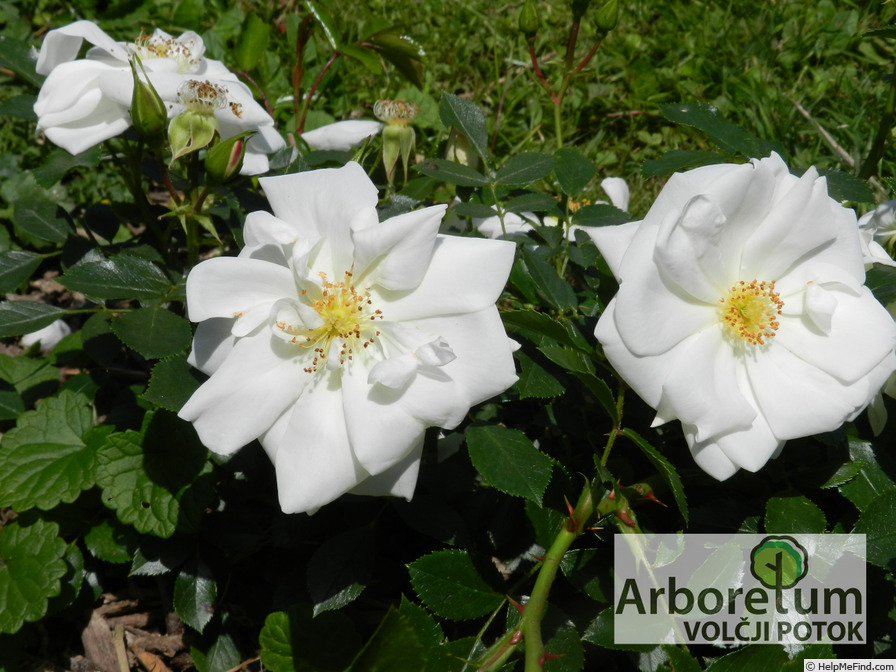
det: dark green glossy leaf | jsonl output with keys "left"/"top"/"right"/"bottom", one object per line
{"left": 0, "top": 391, "right": 104, "bottom": 511}
{"left": 143, "top": 352, "right": 204, "bottom": 412}
{"left": 494, "top": 152, "right": 555, "bottom": 186}
{"left": 111, "top": 306, "right": 192, "bottom": 359}
{"left": 620, "top": 428, "right": 689, "bottom": 524}
{"left": 572, "top": 203, "right": 630, "bottom": 228}
{"left": 60, "top": 255, "right": 172, "bottom": 301}
{"left": 571, "top": 372, "right": 618, "bottom": 426}
{"left": 307, "top": 527, "right": 374, "bottom": 616}
{"left": 554, "top": 148, "right": 596, "bottom": 196}
{"left": 303, "top": 0, "right": 339, "bottom": 49}
{"left": 453, "top": 201, "right": 501, "bottom": 218}
{"left": 0, "top": 301, "right": 66, "bottom": 338}
{"left": 259, "top": 606, "right": 361, "bottom": 672}
{"left": 661, "top": 645, "right": 703, "bottom": 672}
{"left": 407, "top": 549, "right": 505, "bottom": 620}
{"left": 704, "top": 644, "right": 788, "bottom": 672}
{"left": 0, "top": 518, "right": 67, "bottom": 634}
{"left": 466, "top": 425, "right": 553, "bottom": 504}
{"left": 516, "top": 350, "right": 566, "bottom": 399}
{"left": 538, "top": 345, "right": 594, "bottom": 375}
{"left": 582, "top": 608, "right": 655, "bottom": 652}
{"left": 0, "top": 94, "right": 37, "bottom": 121}
{"left": 854, "top": 489, "right": 896, "bottom": 568}
{"left": 416, "top": 158, "right": 488, "bottom": 186}
{"left": 439, "top": 93, "right": 488, "bottom": 160}
{"left": 521, "top": 249, "right": 577, "bottom": 311}
{"left": 559, "top": 548, "right": 608, "bottom": 602}
{"left": 0, "top": 37, "right": 44, "bottom": 87}
{"left": 83, "top": 519, "right": 135, "bottom": 564}
{"left": 501, "top": 309, "right": 591, "bottom": 352}
{"left": 366, "top": 32, "right": 424, "bottom": 87}
{"left": 174, "top": 558, "right": 217, "bottom": 633}
{"left": 838, "top": 438, "right": 896, "bottom": 512}
{"left": 642, "top": 149, "right": 729, "bottom": 178}
{"left": 543, "top": 624, "right": 584, "bottom": 672}
{"left": 765, "top": 496, "right": 826, "bottom": 534}
{"left": 0, "top": 353, "right": 59, "bottom": 406}
{"left": 340, "top": 44, "right": 383, "bottom": 76}
{"left": 33, "top": 147, "right": 102, "bottom": 188}
{"left": 0, "top": 251, "right": 42, "bottom": 294}
{"left": 345, "top": 607, "right": 426, "bottom": 672}
{"left": 505, "top": 192, "right": 561, "bottom": 214}
{"left": 235, "top": 13, "right": 270, "bottom": 71}
{"left": 819, "top": 168, "right": 874, "bottom": 203}
{"left": 190, "top": 631, "right": 241, "bottom": 672}
{"left": 0, "top": 379, "right": 24, "bottom": 421}
{"left": 13, "top": 198, "right": 71, "bottom": 244}
{"left": 660, "top": 102, "right": 783, "bottom": 159}
{"left": 82, "top": 311, "right": 122, "bottom": 366}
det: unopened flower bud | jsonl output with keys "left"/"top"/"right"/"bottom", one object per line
{"left": 518, "top": 0, "right": 539, "bottom": 41}
{"left": 571, "top": 0, "right": 592, "bottom": 21}
{"left": 205, "top": 131, "right": 254, "bottom": 184}
{"left": 445, "top": 130, "right": 479, "bottom": 171}
{"left": 129, "top": 58, "right": 167, "bottom": 139}
{"left": 595, "top": 0, "right": 619, "bottom": 32}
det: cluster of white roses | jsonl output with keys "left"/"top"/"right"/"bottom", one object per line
{"left": 33, "top": 23, "right": 896, "bottom": 514}
{"left": 33, "top": 21, "right": 285, "bottom": 174}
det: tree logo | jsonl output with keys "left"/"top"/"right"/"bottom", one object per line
{"left": 749, "top": 535, "right": 808, "bottom": 590}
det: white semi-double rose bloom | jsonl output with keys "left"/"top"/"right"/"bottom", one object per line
{"left": 33, "top": 21, "right": 285, "bottom": 174}
{"left": 178, "top": 162, "right": 518, "bottom": 513}
{"left": 300, "top": 120, "right": 383, "bottom": 151}
{"left": 590, "top": 153, "right": 896, "bottom": 480}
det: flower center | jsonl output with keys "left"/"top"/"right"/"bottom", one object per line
{"left": 177, "top": 80, "right": 229, "bottom": 115}
{"left": 374, "top": 99, "right": 420, "bottom": 127}
{"left": 277, "top": 271, "right": 383, "bottom": 373}
{"left": 719, "top": 280, "right": 783, "bottom": 345}
{"left": 135, "top": 33, "right": 200, "bottom": 73}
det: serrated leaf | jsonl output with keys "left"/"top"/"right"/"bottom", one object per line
{"left": 554, "top": 148, "right": 596, "bottom": 196}
{"left": 235, "top": 12, "right": 270, "bottom": 71}
{"left": 516, "top": 350, "right": 566, "bottom": 399}
{"left": 439, "top": 93, "right": 488, "bottom": 161}
{"left": 84, "top": 519, "right": 135, "bottom": 564}
{"left": 112, "top": 306, "right": 192, "bottom": 359}
{"left": 416, "top": 158, "right": 489, "bottom": 186}
{"left": 0, "top": 37, "right": 45, "bottom": 87}
{"left": 96, "top": 410, "right": 210, "bottom": 538}
{"left": 0, "top": 251, "right": 42, "bottom": 294}
{"left": 765, "top": 496, "right": 826, "bottom": 534}
{"left": 819, "top": 168, "right": 874, "bottom": 203}
{"left": 494, "top": 152, "right": 555, "bottom": 186}
{"left": 466, "top": 425, "right": 553, "bottom": 504}
{"left": 521, "top": 249, "right": 577, "bottom": 311}
{"left": 307, "top": 527, "right": 374, "bottom": 616}
{"left": 854, "top": 489, "right": 896, "bottom": 568}
{"left": 143, "top": 352, "right": 204, "bottom": 412}
{"left": 259, "top": 606, "right": 361, "bottom": 672}
{"left": 571, "top": 372, "right": 618, "bottom": 426}
{"left": 0, "top": 391, "right": 103, "bottom": 511}
{"left": 0, "top": 518, "right": 67, "bottom": 634}
{"left": 0, "top": 353, "right": 59, "bottom": 406}
{"left": 174, "top": 558, "right": 217, "bottom": 633}
{"left": 130, "top": 536, "right": 192, "bottom": 577}
{"left": 582, "top": 608, "right": 655, "bottom": 652}
{"left": 505, "top": 192, "right": 560, "bottom": 213}
{"left": 571, "top": 203, "right": 630, "bottom": 228}
{"left": 704, "top": 644, "right": 788, "bottom": 672}
{"left": 33, "top": 147, "right": 102, "bottom": 188}
{"left": 303, "top": 0, "right": 339, "bottom": 49}
{"left": 559, "top": 548, "right": 608, "bottom": 602}
{"left": 661, "top": 645, "right": 703, "bottom": 672}
{"left": 407, "top": 549, "right": 505, "bottom": 621}
{"left": 538, "top": 345, "right": 594, "bottom": 375}
{"left": 191, "top": 631, "right": 241, "bottom": 672}
{"left": 453, "top": 201, "right": 502, "bottom": 218}
{"left": 543, "top": 624, "right": 584, "bottom": 672}
{"left": 660, "top": 102, "right": 784, "bottom": 159}
{"left": 82, "top": 312, "right": 122, "bottom": 367}
{"left": 0, "top": 301, "right": 66, "bottom": 337}
{"left": 345, "top": 607, "right": 426, "bottom": 672}
{"left": 13, "top": 198, "right": 71, "bottom": 244}
{"left": 340, "top": 44, "right": 383, "bottom": 76}
{"left": 60, "top": 255, "right": 172, "bottom": 301}
{"left": 620, "top": 428, "right": 689, "bottom": 524}
{"left": 838, "top": 438, "right": 896, "bottom": 512}
{"left": 641, "top": 149, "right": 729, "bottom": 178}
{"left": 398, "top": 596, "right": 443, "bottom": 647}
{"left": 501, "top": 309, "right": 591, "bottom": 352}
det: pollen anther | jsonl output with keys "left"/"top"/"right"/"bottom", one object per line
{"left": 719, "top": 279, "right": 784, "bottom": 346}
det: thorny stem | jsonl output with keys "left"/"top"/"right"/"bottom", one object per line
{"left": 601, "top": 386, "right": 626, "bottom": 466}
{"left": 859, "top": 61, "right": 896, "bottom": 180}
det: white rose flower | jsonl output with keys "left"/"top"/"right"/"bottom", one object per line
{"left": 178, "top": 162, "right": 518, "bottom": 513}
{"left": 857, "top": 200, "right": 896, "bottom": 268}
{"left": 33, "top": 20, "right": 285, "bottom": 174}
{"left": 300, "top": 120, "right": 383, "bottom": 151}
{"left": 589, "top": 153, "right": 896, "bottom": 480}
{"left": 20, "top": 319, "right": 71, "bottom": 353}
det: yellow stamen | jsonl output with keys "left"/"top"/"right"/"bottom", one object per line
{"left": 719, "top": 280, "right": 784, "bottom": 345}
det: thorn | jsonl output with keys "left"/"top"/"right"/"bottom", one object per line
{"left": 564, "top": 496, "right": 575, "bottom": 518}
{"left": 645, "top": 491, "right": 667, "bottom": 507}
{"left": 564, "top": 496, "right": 579, "bottom": 533}
{"left": 532, "top": 554, "right": 546, "bottom": 563}
{"left": 508, "top": 597, "right": 526, "bottom": 614}
{"left": 538, "top": 651, "right": 564, "bottom": 666}
{"left": 617, "top": 508, "right": 637, "bottom": 528}
{"left": 510, "top": 630, "right": 523, "bottom": 644}
{"left": 607, "top": 489, "right": 616, "bottom": 501}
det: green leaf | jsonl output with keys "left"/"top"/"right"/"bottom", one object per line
{"left": 704, "top": 644, "right": 788, "bottom": 672}
{"left": 191, "top": 632, "right": 241, "bottom": 672}
{"left": 174, "top": 558, "right": 217, "bottom": 633}
{"left": 143, "top": 352, "right": 204, "bottom": 412}
{"left": 0, "top": 37, "right": 45, "bottom": 87}
{"left": 112, "top": 306, "right": 192, "bottom": 359}
{"left": 661, "top": 646, "right": 703, "bottom": 672}
{"left": 416, "top": 158, "right": 489, "bottom": 186}
{"left": 641, "top": 149, "right": 729, "bottom": 178}
{"left": 0, "top": 251, "right": 42, "bottom": 294}
{"left": 765, "top": 496, "right": 826, "bottom": 534}
{"left": 365, "top": 31, "right": 424, "bottom": 88}
{"left": 494, "top": 152, "right": 555, "bottom": 186}
{"left": 866, "top": 264, "right": 896, "bottom": 306}
{"left": 0, "top": 391, "right": 103, "bottom": 511}
{"left": 96, "top": 410, "right": 211, "bottom": 538}
{"left": 398, "top": 596, "right": 443, "bottom": 647}
{"left": 407, "top": 549, "right": 505, "bottom": 620}
{"left": 571, "top": 372, "right": 619, "bottom": 426}
{"left": 235, "top": 12, "right": 271, "bottom": 71}
{"left": 0, "top": 518, "right": 67, "bottom": 634}
{"left": 819, "top": 168, "right": 874, "bottom": 203}
{"left": 466, "top": 425, "right": 553, "bottom": 504}
{"left": 82, "top": 312, "right": 122, "bottom": 367}
{"left": 620, "top": 428, "right": 689, "bottom": 524}
{"left": 571, "top": 203, "right": 630, "bottom": 228}
{"left": 582, "top": 608, "right": 655, "bottom": 652}
{"left": 60, "top": 255, "right": 172, "bottom": 301}
{"left": 501, "top": 309, "right": 591, "bottom": 352}
{"left": 439, "top": 93, "right": 488, "bottom": 161}
{"left": 516, "top": 351, "right": 566, "bottom": 399}
{"left": 0, "top": 94, "right": 37, "bottom": 121}
{"left": 660, "top": 102, "right": 783, "bottom": 159}
{"left": 340, "top": 44, "right": 383, "bottom": 76}
{"left": 505, "top": 192, "right": 561, "bottom": 214}
{"left": 838, "top": 438, "right": 896, "bottom": 512}
{"left": 259, "top": 606, "right": 361, "bottom": 672}
{"left": 13, "top": 198, "right": 71, "bottom": 244}
{"left": 0, "top": 380, "right": 24, "bottom": 421}
{"left": 32, "top": 147, "right": 102, "bottom": 188}
{"left": 303, "top": 0, "right": 339, "bottom": 49}
{"left": 521, "top": 249, "right": 577, "bottom": 311}
{"left": 559, "top": 548, "right": 608, "bottom": 602}
{"left": 554, "top": 148, "right": 596, "bottom": 196}
{"left": 172, "top": 0, "right": 205, "bottom": 30}
{"left": 543, "top": 624, "right": 584, "bottom": 672}
{"left": 0, "top": 301, "right": 66, "bottom": 338}
{"left": 854, "top": 489, "right": 896, "bottom": 568}
{"left": 453, "top": 201, "right": 502, "bottom": 218}
{"left": 307, "top": 527, "right": 374, "bottom": 616}
{"left": 0, "top": 353, "right": 59, "bottom": 406}
{"left": 84, "top": 519, "right": 135, "bottom": 564}
{"left": 538, "top": 345, "right": 594, "bottom": 375}
{"left": 345, "top": 607, "right": 427, "bottom": 672}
